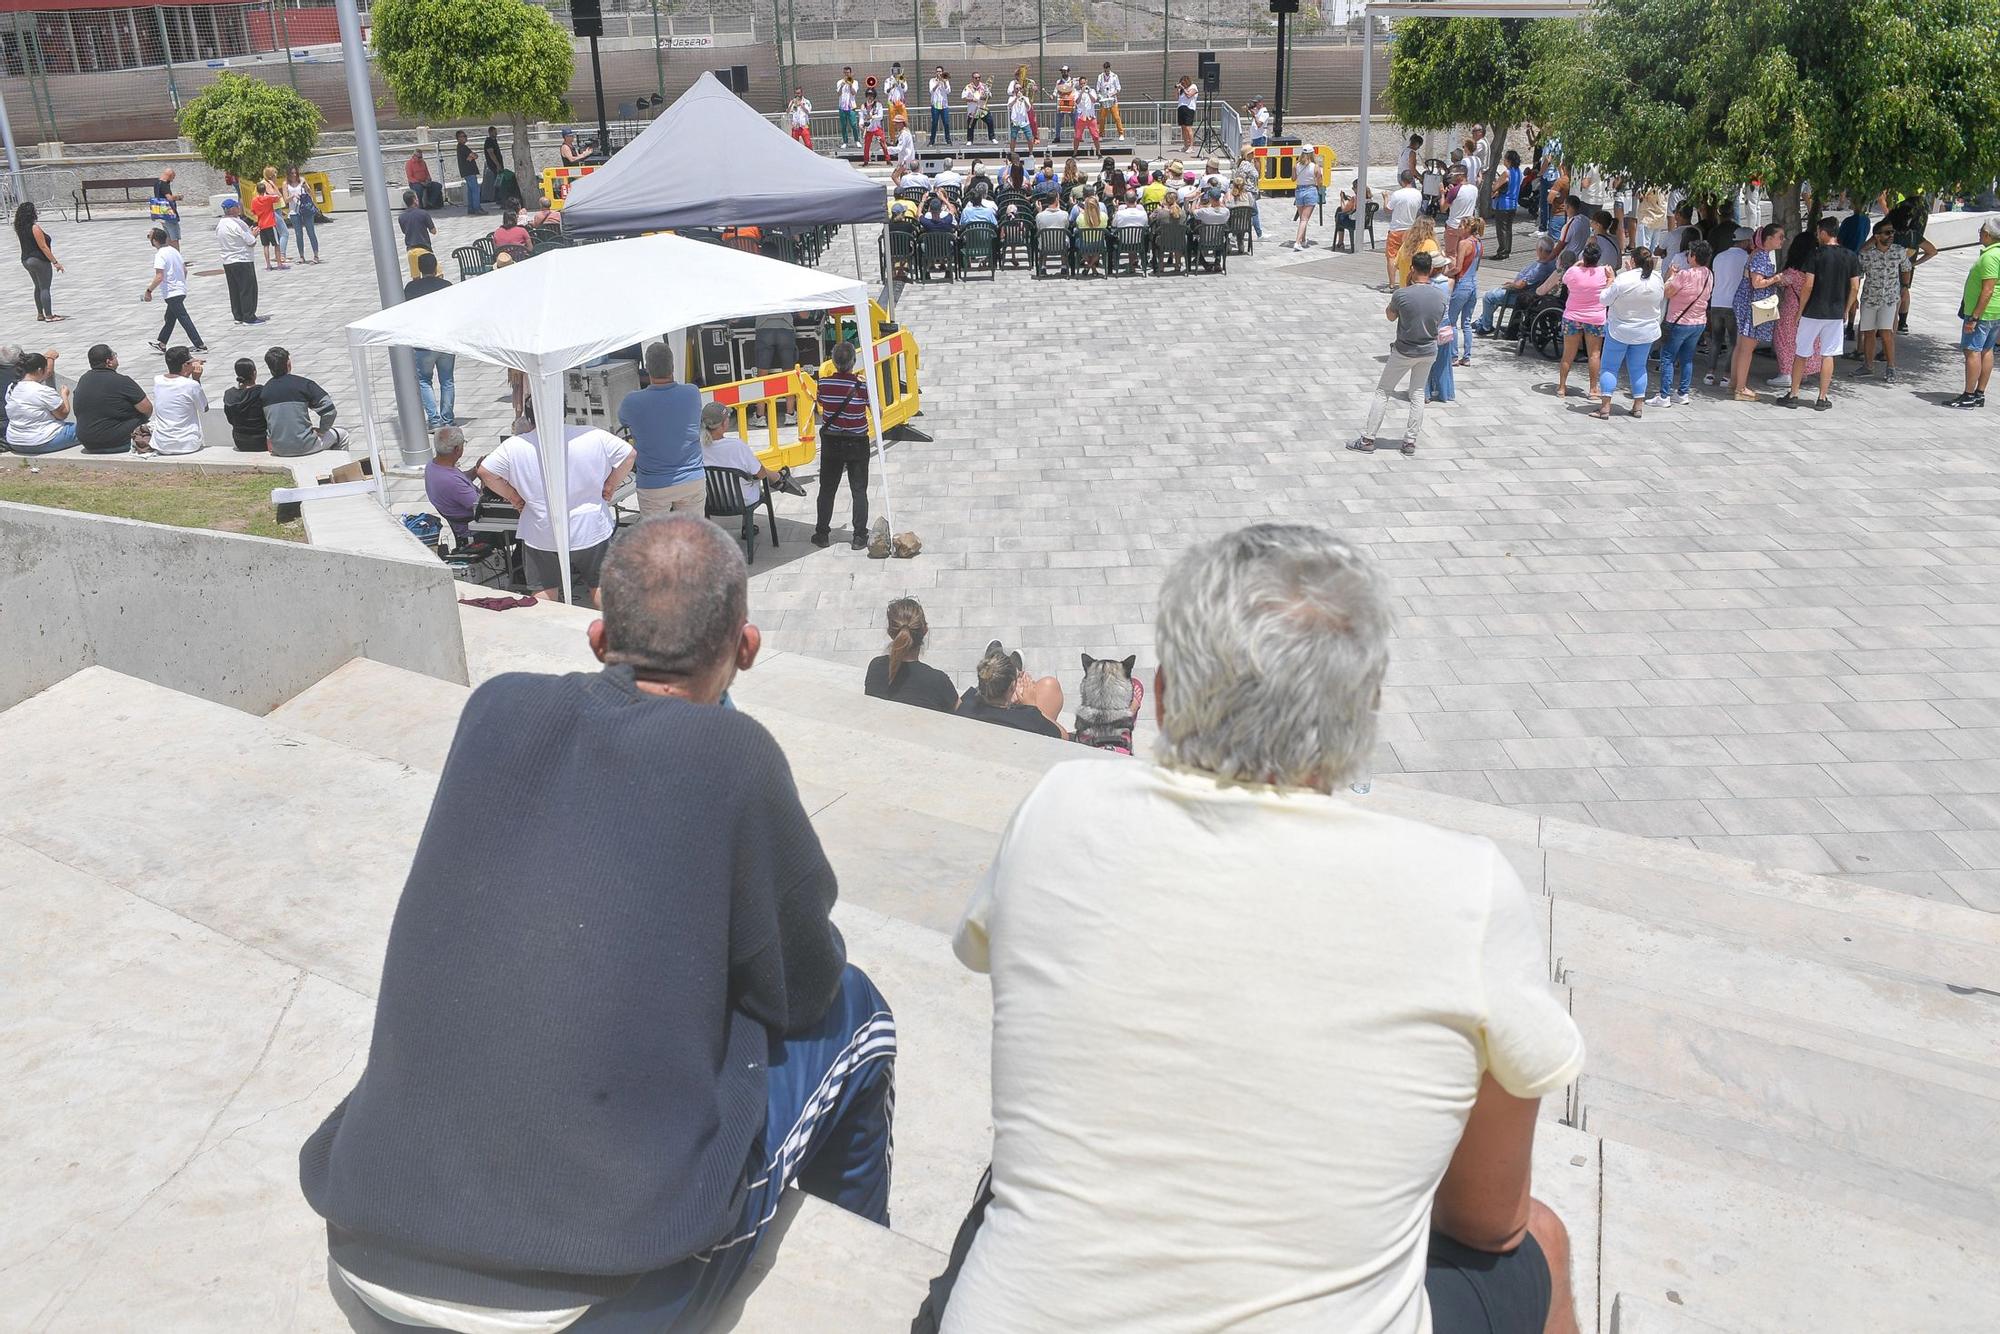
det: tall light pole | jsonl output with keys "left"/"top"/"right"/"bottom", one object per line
{"left": 333, "top": 0, "right": 431, "bottom": 465}
{"left": 0, "top": 82, "right": 24, "bottom": 206}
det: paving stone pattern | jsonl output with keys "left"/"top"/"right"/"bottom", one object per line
{"left": 18, "top": 201, "right": 2000, "bottom": 909}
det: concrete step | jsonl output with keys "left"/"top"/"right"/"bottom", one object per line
{"left": 1607, "top": 1291, "right": 1759, "bottom": 1333}
{"left": 1598, "top": 1139, "right": 1998, "bottom": 1330}
{"left": 1570, "top": 980, "right": 2000, "bottom": 1225}
{"left": 1553, "top": 898, "right": 1999, "bottom": 1071}
{"left": 0, "top": 667, "right": 995, "bottom": 1261}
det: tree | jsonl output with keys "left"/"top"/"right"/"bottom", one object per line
{"left": 1384, "top": 17, "right": 1562, "bottom": 208}
{"left": 370, "top": 0, "right": 573, "bottom": 204}
{"left": 1537, "top": 0, "right": 2000, "bottom": 236}
{"left": 179, "top": 73, "right": 323, "bottom": 184}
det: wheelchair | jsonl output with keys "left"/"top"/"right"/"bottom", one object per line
{"left": 1512, "top": 290, "right": 1566, "bottom": 361}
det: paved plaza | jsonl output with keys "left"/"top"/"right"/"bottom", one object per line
{"left": 15, "top": 199, "right": 2000, "bottom": 908}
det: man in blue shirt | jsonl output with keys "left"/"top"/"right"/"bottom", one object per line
{"left": 618, "top": 342, "right": 705, "bottom": 515}
{"left": 1471, "top": 237, "right": 1558, "bottom": 335}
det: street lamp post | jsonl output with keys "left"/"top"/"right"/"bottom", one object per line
{"left": 332, "top": 0, "right": 432, "bottom": 465}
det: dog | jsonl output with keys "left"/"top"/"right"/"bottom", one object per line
{"left": 1073, "top": 653, "right": 1141, "bottom": 753}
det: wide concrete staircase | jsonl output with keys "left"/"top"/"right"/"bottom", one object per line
{"left": 4, "top": 592, "right": 1998, "bottom": 1331}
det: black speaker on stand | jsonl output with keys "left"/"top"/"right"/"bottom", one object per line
{"left": 1197, "top": 51, "right": 1222, "bottom": 154}
{"left": 574, "top": 0, "right": 609, "bottom": 160}
{"left": 1269, "top": 0, "right": 1299, "bottom": 138}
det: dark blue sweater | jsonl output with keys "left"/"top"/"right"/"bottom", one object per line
{"left": 299, "top": 666, "right": 846, "bottom": 1308}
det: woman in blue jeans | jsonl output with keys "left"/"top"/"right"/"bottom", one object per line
{"left": 1594, "top": 246, "right": 1666, "bottom": 419}
{"left": 1449, "top": 216, "right": 1485, "bottom": 367}
{"left": 1650, "top": 241, "right": 1713, "bottom": 406}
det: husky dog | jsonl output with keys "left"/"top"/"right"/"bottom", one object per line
{"left": 1073, "top": 653, "right": 1141, "bottom": 753}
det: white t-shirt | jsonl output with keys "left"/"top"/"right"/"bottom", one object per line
{"left": 790, "top": 99, "right": 811, "bottom": 127}
{"left": 5, "top": 379, "right": 66, "bottom": 448}
{"left": 964, "top": 82, "right": 988, "bottom": 112}
{"left": 1387, "top": 186, "right": 1424, "bottom": 230}
{"left": 1009, "top": 96, "right": 1031, "bottom": 127}
{"left": 884, "top": 76, "right": 907, "bottom": 106}
{"left": 701, "top": 432, "right": 764, "bottom": 504}
{"left": 1111, "top": 204, "right": 1148, "bottom": 227}
{"left": 152, "top": 246, "right": 188, "bottom": 298}
{"left": 1097, "top": 71, "right": 1120, "bottom": 101}
{"left": 1396, "top": 144, "right": 1418, "bottom": 178}
{"left": 1603, "top": 267, "right": 1667, "bottom": 343}
{"left": 1446, "top": 184, "right": 1478, "bottom": 226}
{"left": 217, "top": 215, "right": 258, "bottom": 264}
{"left": 481, "top": 426, "right": 633, "bottom": 553}
{"left": 946, "top": 759, "right": 1583, "bottom": 1334}
{"left": 1709, "top": 244, "right": 1751, "bottom": 307}
{"left": 149, "top": 375, "right": 208, "bottom": 455}
{"left": 1076, "top": 88, "right": 1097, "bottom": 119}
{"left": 930, "top": 77, "right": 950, "bottom": 109}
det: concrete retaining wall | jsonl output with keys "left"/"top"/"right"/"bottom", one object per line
{"left": 0, "top": 500, "right": 468, "bottom": 715}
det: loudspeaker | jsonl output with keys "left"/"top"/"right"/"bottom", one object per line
{"left": 1198, "top": 51, "right": 1220, "bottom": 93}
{"left": 571, "top": 0, "right": 602, "bottom": 38}
{"left": 1269, "top": 0, "right": 1301, "bottom": 12}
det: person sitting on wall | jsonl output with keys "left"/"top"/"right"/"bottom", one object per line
{"left": 302, "top": 514, "right": 898, "bottom": 1334}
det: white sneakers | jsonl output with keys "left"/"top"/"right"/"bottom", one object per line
{"left": 1645, "top": 393, "right": 1670, "bottom": 408}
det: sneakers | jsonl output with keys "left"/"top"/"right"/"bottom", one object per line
{"left": 1776, "top": 393, "right": 1800, "bottom": 409}
{"left": 1854, "top": 364, "right": 1874, "bottom": 377}
{"left": 1645, "top": 393, "right": 1671, "bottom": 408}
{"left": 1345, "top": 437, "right": 1377, "bottom": 453}
{"left": 1766, "top": 373, "right": 1792, "bottom": 388}
{"left": 1948, "top": 391, "right": 1987, "bottom": 409}
{"left": 1672, "top": 393, "right": 1691, "bottom": 406}
{"left": 1884, "top": 367, "right": 1898, "bottom": 384}
{"left": 850, "top": 530, "right": 868, "bottom": 550}
{"left": 1813, "top": 397, "right": 1833, "bottom": 411}
{"left": 1702, "top": 373, "right": 1717, "bottom": 385}
{"left": 810, "top": 530, "right": 832, "bottom": 547}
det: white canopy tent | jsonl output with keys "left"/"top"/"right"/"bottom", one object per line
{"left": 345, "top": 234, "right": 894, "bottom": 604}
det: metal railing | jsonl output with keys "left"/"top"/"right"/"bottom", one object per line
{"left": 769, "top": 99, "right": 1245, "bottom": 159}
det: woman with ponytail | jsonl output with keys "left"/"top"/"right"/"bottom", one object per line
{"left": 1595, "top": 244, "right": 1666, "bottom": 418}
{"left": 865, "top": 597, "right": 959, "bottom": 712}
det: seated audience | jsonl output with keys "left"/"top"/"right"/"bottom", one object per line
{"left": 920, "top": 195, "right": 957, "bottom": 232}
{"left": 74, "top": 344, "right": 153, "bottom": 455}
{"left": 490, "top": 210, "right": 534, "bottom": 256}
{"left": 3, "top": 350, "right": 74, "bottom": 454}
{"left": 1192, "top": 188, "right": 1231, "bottom": 227}
{"left": 423, "top": 425, "right": 482, "bottom": 547}
{"left": 1473, "top": 237, "right": 1560, "bottom": 334}
{"left": 1111, "top": 198, "right": 1148, "bottom": 228}
{"left": 149, "top": 347, "right": 209, "bottom": 456}
{"left": 864, "top": 597, "right": 958, "bottom": 712}
{"left": 303, "top": 514, "right": 896, "bottom": 1334}
{"left": 697, "top": 401, "right": 803, "bottom": 506}
{"left": 1036, "top": 197, "right": 1069, "bottom": 233}
{"left": 959, "top": 195, "right": 999, "bottom": 226}
{"left": 0, "top": 345, "right": 24, "bottom": 428}
{"left": 222, "top": 358, "right": 266, "bottom": 453}
{"left": 261, "top": 346, "right": 348, "bottom": 457}
{"left": 958, "top": 641, "right": 1065, "bottom": 739}
{"left": 476, "top": 414, "right": 636, "bottom": 603}
{"left": 920, "top": 524, "right": 1584, "bottom": 1334}
{"left": 1139, "top": 171, "right": 1169, "bottom": 208}
{"left": 934, "top": 162, "right": 964, "bottom": 190}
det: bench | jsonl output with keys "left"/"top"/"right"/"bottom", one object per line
{"left": 74, "top": 177, "right": 159, "bottom": 221}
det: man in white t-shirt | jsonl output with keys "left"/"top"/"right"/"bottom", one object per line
{"left": 1704, "top": 227, "right": 1754, "bottom": 387}
{"left": 149, "top": 346, "right": 210, "bottom": 456}
{"left": 921, "top": 524, "right": 1585, "bottom": 1334}
{"left": 1384, "top": 168, "right": 1425, "bottom": 287}
{"left": 142, "top": 226, "right": 206, "bottom": 353}
{"left": 476, "top": 416, "right": 636, "bottom": 603}
{"left": 835, "top": 67, "right": 860, "bottom": 146}
{"left": 927, "top": 66, "right": 952, "bottom": 145}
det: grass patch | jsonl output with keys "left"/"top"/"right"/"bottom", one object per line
{"left": 0, "top": 460, "right": 306, "bottom": 542}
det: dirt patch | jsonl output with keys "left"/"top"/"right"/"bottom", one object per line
{"left": 0, "top": 460, "right": 306, "bottom": 543}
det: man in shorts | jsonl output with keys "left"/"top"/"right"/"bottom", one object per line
{"left": 1854, "top": 220, "right": 1911, "bottom": 382}
{"left": 1384, "top": 168, "right": 1424, "bottom": 287}
{"left": 476, "top": 415, "right": 636, "bottom": 603}
{"left": 1779, "top": 216, "right": 1861, "bottom": 411}
{"left": 1949, "top": 216, "right": 2000, "bottom": 409}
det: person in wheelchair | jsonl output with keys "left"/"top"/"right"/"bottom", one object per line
{"left": 1471, "top": 237, "right": 1559, "bottom": 338}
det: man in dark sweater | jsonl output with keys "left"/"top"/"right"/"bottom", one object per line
{"left": 301, "top": 515, "right": 896, "bottom": 1332}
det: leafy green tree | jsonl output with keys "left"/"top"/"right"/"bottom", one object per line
{"left": 1538, "top": 0, "right": 2000, "bottom": 235}
{"left": 1385, "top": 17, "right": 1561, "bottom": 207}
{"left": 178, "top": 73, "right": 323, "bottom": 184}
{"left": 371, "top": 0, "right": 573, "bottom": 201}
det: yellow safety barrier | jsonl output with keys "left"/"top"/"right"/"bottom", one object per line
{"left": 1251, "top": 143, "right": 1336, "bottom": 197}
{"left": 540, "top": 165, "right": 596, "bottom": 210}
{"left": 694, "top": 299, "right": 925, "bottom": 473}
{"left": 703, "top": 366, "right": 821, "bottom": 473}
{"left": 302, "top": 171, "right": 334, "bottom": 213}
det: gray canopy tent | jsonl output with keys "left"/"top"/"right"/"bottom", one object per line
{"left": 559, "top": 72, "right": 884, "bottom": 238}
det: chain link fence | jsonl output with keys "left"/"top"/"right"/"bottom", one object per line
{"left": 0, "top": 0, "right": 1384, "bottom": 152}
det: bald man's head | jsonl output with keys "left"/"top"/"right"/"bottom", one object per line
{"left": 597, "top": 515, "right": 749, "bottom": 681}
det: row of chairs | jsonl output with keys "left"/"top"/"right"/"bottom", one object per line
{"left": 452, "top": 222, "right": 840, "bottom": 282}
{"left": 889, "top": 218, "right": 1234, "bottom": 283}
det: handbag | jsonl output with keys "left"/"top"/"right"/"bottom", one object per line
{"left": 1750, "top": 291, "right": 1780, "bottom": 327}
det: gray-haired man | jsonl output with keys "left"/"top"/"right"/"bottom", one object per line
{"left": 921, "top": 524, "right": 1583, "bottom": 1334}
{"left": 423, "top": 425, "right": 480, "bottom": 547}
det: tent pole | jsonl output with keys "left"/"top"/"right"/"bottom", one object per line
{"left": 855, "top": 293, "right": 894, "bottom": 538}
{"left": 530, "top": 370, "right": 574, "bottom": 606}
{"left": 851, "top": 226, "right": 865, "bottom": 284}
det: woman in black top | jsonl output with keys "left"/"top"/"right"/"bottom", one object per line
{"left": 15, "top": 202, "right": 62, "bottom": 322}
{"left": 863, "top": 598, "right": 958, "bottom": 712}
